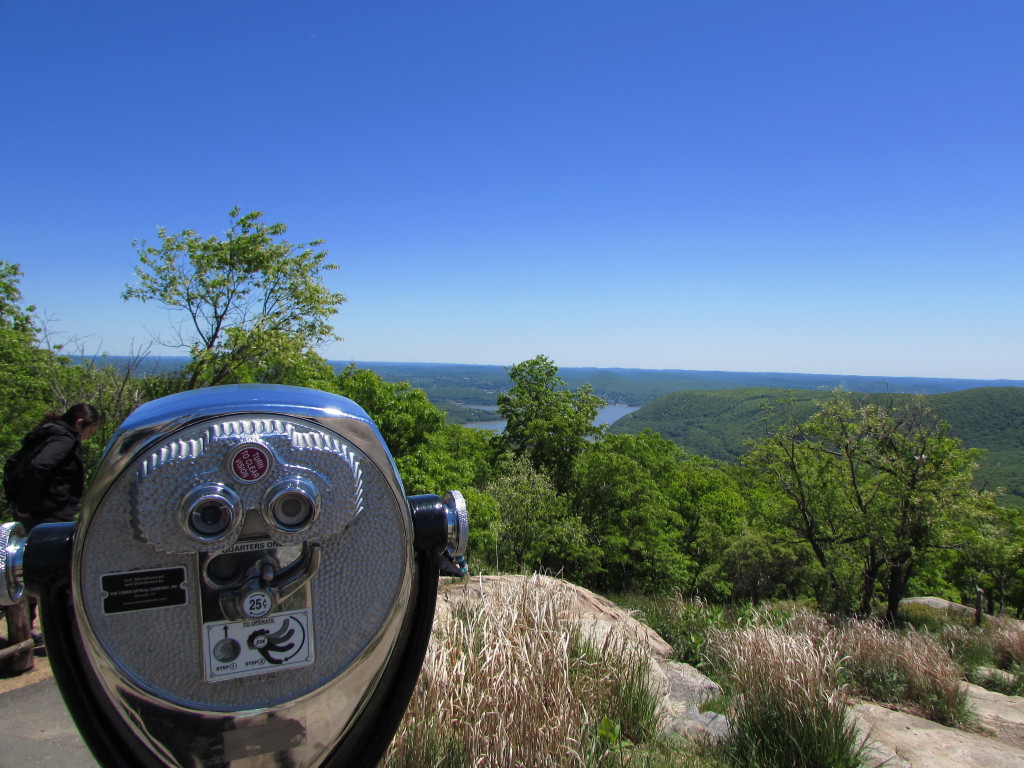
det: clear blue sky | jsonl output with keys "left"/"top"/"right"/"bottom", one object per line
{"left": 3, "top": 2, "right": 1022, "bottom": 380}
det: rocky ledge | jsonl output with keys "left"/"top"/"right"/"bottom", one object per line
{"left": 439, "top": 575, "right": 1024, "bottom": 768}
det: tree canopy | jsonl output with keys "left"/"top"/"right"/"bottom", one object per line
{"left": 0, "top": 262, "right": 50, "bottom": 466}
{"left": 747, "top": 393, "right": 984, "bottom": 621}
{"left": 123, "top": 208, "right": 345, "bottom": 389}
{"left": 6, "top": 249, "right": 1022, "bottom": 620}
{"left": 496, "top": 354, "right": 605, "bottom": 492}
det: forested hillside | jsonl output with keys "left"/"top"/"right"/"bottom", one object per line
{"left": 340, "top": 361, "right": 1024, "bottom": 408}
{"left": 611, "top": 387, "right": 1024, "bottom": 506}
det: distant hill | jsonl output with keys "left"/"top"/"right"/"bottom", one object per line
{"left": 78, "top": 357, "right": 1024, "bottom": 502}
{"left": 610, "top": 387, "right": 1024, "bottom": 506}
{"left": 338, "top": 362, "right": 1024, "bottom": 408}
{"left": 89, "top": 357, "right": 1024, "bottom": 406}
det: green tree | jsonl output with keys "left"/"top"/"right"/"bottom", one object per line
{"left": 955, "top": 500, "right": 1024, "bottom": 615}
{"left": 667, "top": 454, "right": 764, "bottom": 601}
{"left": 496, "top": 355, "right": 605, "bottom": 492}
{"left": 569, "top": 432, "right": 693, "bottom": 594}
{"left": 481, "top": 455, "right": 597, "bottom": 576}
{"left": 720, "top": 527, "right": 813, "bottom": 603}
{"left": 123, "top": 208, "right": 345, "bottom": 389}
{"left": 223, "top": 332, "right": 338, "bottom": 391}
{"left": 396, "top": 424, "right": 494, "bottom": 497}
{"left": 747, "top": 393, "right": 982, "bottom": 622}
{"left": 335, "top": 365, "right": 495, "bottom": 499}
{"left": 336, "top": 365, "right": 446, "bottom": 459}
{"left": 0, "top": 262, "right": 51, "bottom": 515}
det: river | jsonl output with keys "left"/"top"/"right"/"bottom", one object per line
{"left": 463, "top": 404, "right": 639, "bottom": 433}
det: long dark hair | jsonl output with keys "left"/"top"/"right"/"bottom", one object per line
{"left": 40, "top": 403, "right": 101, "bottom": 429}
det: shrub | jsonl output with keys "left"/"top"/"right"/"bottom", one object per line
{"left": 985, "top": 615, "right": 1024, "bottom": 669}
{"left": 951, "top": 616, "right": 1024, "bottom": 696}
{"left": 615, "top": 593, "right": 741, "bottom": 670}
{"left": 899, "top": 601, "right": 975, "bottom": 634}
{"left": 942, "top": 624, "right": 996, "bottom": 674}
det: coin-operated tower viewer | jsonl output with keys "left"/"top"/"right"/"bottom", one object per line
{"left": 0, "top": 384, "right": 468, "bottom": 768}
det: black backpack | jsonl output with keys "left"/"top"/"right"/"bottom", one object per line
{"left": 3, "top": 428, "right": 50, "bottom": 508}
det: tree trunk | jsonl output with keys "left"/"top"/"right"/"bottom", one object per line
{"left": 858, "top": 546, "right": 881, "bottom": 618}
{"left": 884, "top": 559, "right": 913, "bottom": 626}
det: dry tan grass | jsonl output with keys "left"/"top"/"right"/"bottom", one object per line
{"left": 708, "top": 623, "right": 847, "bottom": 718}
{"left": 384, "top": 575, "right": 659, "bottom": 768}
{"left": 839, "top": 620, "right": 970, "bottom": 725}
{"left": 706, "top": 622, "right": 867, "bottom": 768}
{"left": 986, "top": 615, "right": 1024, "bottom": 669}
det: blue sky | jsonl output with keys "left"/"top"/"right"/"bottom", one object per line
{"left": 3, "top": 2, "right": 1022, "bottom": 380}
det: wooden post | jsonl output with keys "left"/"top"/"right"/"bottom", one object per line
{"left": 2, "top": 601, "right": 35, "bottom": 673}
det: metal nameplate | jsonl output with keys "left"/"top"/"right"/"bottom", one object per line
{"left": 101, "top": 567, "right": 188, "bottom": 614}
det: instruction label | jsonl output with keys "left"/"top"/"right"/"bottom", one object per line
{"left": 202, "top": 609, "right": 314, "bottom": 682}
{"left": 101, "top": 567, "right": 188, "bottom": 614}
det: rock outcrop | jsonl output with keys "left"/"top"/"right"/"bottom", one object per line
{"left": 439, "top": 575, "right": 1024, "bottom": 768}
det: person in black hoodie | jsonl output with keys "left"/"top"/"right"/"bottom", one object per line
{"left": 12, "top": 403, "right": 100, "bottom": 531}
{"left": 9, "top": 403, "right": 100, "bottom": 651}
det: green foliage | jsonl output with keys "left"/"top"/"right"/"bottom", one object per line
{"left": 0, "top": 262, "right": 50, "bottom": 515}
{"left": 614, "top": 386, "right": 1024, "bottom": 507}
{"left": 336, "top": 365, "right": 446, "bottom": 458}
{"left": 481, "top": 455, "right": 598, "bottom": 576}
{"left": 229, "top": 334, "right": 339, "bottom": 390}
{"left": 396, "top": 425, "right": 495, "bottom": 497}
{"left": 611, "top": 389, "right": 822, "bottom": 461}
{"left": 897, "top": 601, "right": 976, "bottom": 634}
{"left": 123, "top": 208, "right": 345, "bottom": 389}
{"left": 951, "top": 499, "right": 1024, "bottom": 615}
{"left": 614, "top": 594, "right": 734, "bottom": 669}
{"left": 497, "top": 354, "right": 605, "bottom": 492}
{"left": 357, "top": 362, "right": 1007, "bottom": 413}
{"left": 335, "top": 365, "right": 496, "bottom": 502}
{"left": 720, "top": 529, "right": 813, "bottom": 604}
{"left": 747, "top": 392, "right": 984, "bottom": 620}
{"left": 929, "top": 387, "right": 1024, "bottom": 507}
{"left": 570, "top": 435, "right": 693, "bottom": 595}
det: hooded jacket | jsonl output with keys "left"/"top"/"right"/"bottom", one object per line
{"left": 16, "top": 420, "right": 85, "bottom": 523}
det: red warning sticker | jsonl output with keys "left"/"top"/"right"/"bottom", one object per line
{"left": 229, "top": 444, "right": 273, "bottom": 483}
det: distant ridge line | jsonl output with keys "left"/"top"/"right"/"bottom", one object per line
{"left": 82, "top": 356, "right": 1024, "bottom": 386}
{"left": 82, "top": 356, "right": 1024, "bottom": 405}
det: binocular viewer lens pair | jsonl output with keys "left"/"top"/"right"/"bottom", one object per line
{"left": 182, "top": 475, "right": 317, "bottom": 541}
{"left": 0, "top": 384, "right": 468, "bottom": 768}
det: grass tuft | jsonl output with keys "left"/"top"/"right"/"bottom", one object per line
{"left": 385, "top": 576, "right": 684, "bottom": 767}
{"left": 706, "top": 620, "right": 870, "bottom": 768}
{"left": 838, "top": 621, "right": 972, "bottom": 726}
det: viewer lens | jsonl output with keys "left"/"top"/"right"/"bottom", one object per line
{"left": 179, "top": 484, "right": 242, "bottom": 544}
{"left": 263, "top": 478, "right": 320, "bottom": 533}
{"left": 272, "top": 492, "right": 313, "bottom": 530}
{"left": 189, "top": 500, "right": 233, "bottom": 538}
